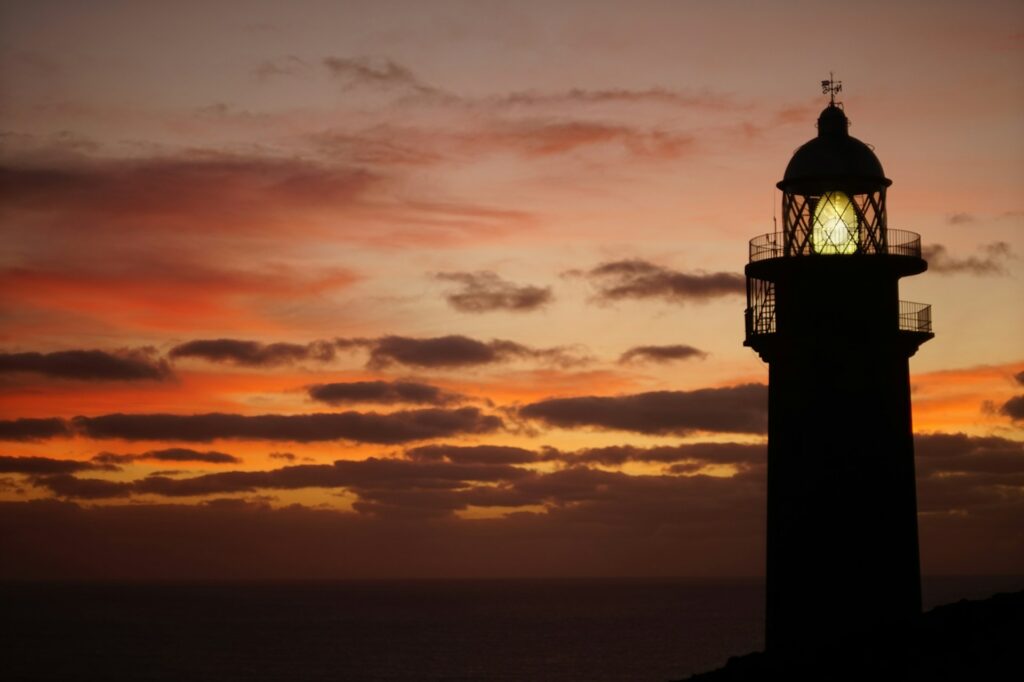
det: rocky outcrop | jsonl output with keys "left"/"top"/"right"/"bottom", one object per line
{"left": 682, "top": 589, "right": 1023, "bottom": 680}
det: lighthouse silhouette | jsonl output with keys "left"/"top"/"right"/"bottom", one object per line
{"left": 744, "top": 78, "right": 934, "bottom": 654}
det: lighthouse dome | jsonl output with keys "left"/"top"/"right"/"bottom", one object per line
{"left": 778, "top": 104, "right": 890, "bottom": 194}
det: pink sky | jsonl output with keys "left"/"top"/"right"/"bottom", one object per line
{"left": 1, "top": 0, "right": 1022, "bottom": 579}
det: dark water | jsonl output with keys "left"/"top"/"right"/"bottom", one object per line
{"left": 2, "top": 576, "right": 1021, "bottom": 681}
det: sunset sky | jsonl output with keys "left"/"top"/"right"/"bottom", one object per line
{"left": 1, "top": 0, "right": 1022, "bottom": 579}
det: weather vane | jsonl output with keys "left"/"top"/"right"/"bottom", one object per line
{"left": 821, "top": 72, "right": 842, "bottom": 105}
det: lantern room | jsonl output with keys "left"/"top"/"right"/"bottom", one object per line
{"left": 778, "top": 102, "right": 891, "bottom": 257}
{"left": 744, "top": 79, "right": 933, "bottom": 355}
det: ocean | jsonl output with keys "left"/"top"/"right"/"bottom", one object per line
{"left": 2, "top": 576, "right": 1021, "bottom": 681}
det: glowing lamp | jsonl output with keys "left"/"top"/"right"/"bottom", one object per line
{"left": 812, "top": 191, "right": 858, "bottom": 254}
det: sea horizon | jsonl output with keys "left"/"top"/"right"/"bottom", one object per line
{"left": 3, "top": 574, "right": 1021, "bottom": 681}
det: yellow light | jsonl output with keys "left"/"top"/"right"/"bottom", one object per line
{"left": 812, "top": 191, "right": 858, "bottom": 254}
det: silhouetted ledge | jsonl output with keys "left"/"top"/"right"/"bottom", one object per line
{"left": 680, "top": 590, "right": 1023, "bottom": 681}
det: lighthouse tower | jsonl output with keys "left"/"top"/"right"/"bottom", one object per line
{"left": 744, "top": 78, "right": 933, "bottom": 653}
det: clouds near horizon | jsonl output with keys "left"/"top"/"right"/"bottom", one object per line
{"left": 91, "top": 448, "right": 241, "bottom": 465}
{"left": 2, "top": 431, "right": 1020, "bottom": 578}
{"left": 0, "top": 349, "right": 170, "bottom": 381}
{"left": 307, "top": 380, "right": 463, "bottom": 406}
{"left": 520, "top": 384, "right": 767, "bottom": 435}
{"left": 170, "top": 339, "right": 337, "bottom": 367}
{"left": 72, "top": 408, "right": 502, "bottom": 444}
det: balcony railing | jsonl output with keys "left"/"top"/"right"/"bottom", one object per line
{"left": 745, "top": 298, "right": 933, "bottom": 339}
{"left": 749, "top": 229, "right": 922, "bottom": 263}
{"left": 899, "top": 301, "right": 932, "bottom": 333}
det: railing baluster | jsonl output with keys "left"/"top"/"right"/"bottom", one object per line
{"left": 749, "top": 229, "right": 922, "bottom": 262}
{"left": 897, "top": 301, "right": 931, "bottom": 333}
{"left": 746, "top": 232, "right": 931, "bottom": 339}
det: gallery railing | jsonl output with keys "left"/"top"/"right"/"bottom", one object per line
{"left": 746, "top": 297, "right": 933, "bottom": 339}
{"left": 898, "top": 301, "right": 932, "bottom": 334}
{"left": 748, "top": 229, "right": 922, "bottom": 263}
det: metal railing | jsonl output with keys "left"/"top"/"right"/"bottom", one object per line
{"left": 899, "top": 301, "right": 932, "bottom": 333}
{"left": 745, "top": 277, "right": 776, "bottom": 337}
{"left": 746, "top": 298, "right": 933, "bottom": 339}
{"left": 749, "top": 228, "right": 922, "bottom": 263}
{"left": 749, "top": 232, "right": 785, "bottom": 263}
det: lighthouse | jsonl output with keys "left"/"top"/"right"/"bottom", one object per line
{"left": 744, "top": 78, "right": 933, "bottom": 653}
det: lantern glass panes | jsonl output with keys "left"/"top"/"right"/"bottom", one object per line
{"left": 812, "top": 191, "right": 858, "bottom": 254}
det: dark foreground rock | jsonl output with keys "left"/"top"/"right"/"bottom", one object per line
{"left": 681, "top": 589, "right": 1023, "bottom": 681}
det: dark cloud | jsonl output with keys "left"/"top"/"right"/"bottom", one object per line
{"left": 571, "top": 259, "right": 744, "bottom": 303}
{"left": 494, "top": 87, "right": 739, "bottom": 109}
{"left": 363, "top": 335, "right": 585, "bottom": 369}
{"left": 618, "top": 344, "right": 707, "bottom": 364}
{"left": 349, "top": 490, "right": 469, "bottom": 519}
{"left": 322, "top": 56, "right": 435, "bottom": 95}
{"left": 435, "top": 271, "right": 553, "bottom": 313}
{"left": 0, "top": 455, "right": 109, "bottom": 475}
{"left": 308, "top": 380, "right": 461, "bottom": 406}
{"left": 345, "top": 477, "right": 545, "bottom": 519}
{"left": 129, "top": 466, "right": 333, "bottom": 498}
{"left": 922, "top": 242, "right": 1013, "bottom": 275}
{"left": 366, "top": 335, "right": 509, "bottom": 368}
{"left": 269, "top": 452, "right": 297, "bottom": 461}
{"left": 520, "top": 384, "right": 767, "bottom": 436}
{"left": 4, "top": 433, "right": 1022, "bottom": 579}
{"left": 20, "top": 432, "right": 1016, "bottom": 520}
{"left": 24, "top": 433, "right": 1022, "bottom": 510}
{"left": 560, "top": 442, "right": 764, "bottom": 469}
{"left": 169, "top": 339, "right": 337, "bottom": 367}
{"left": 915, "top": 433, "right": 1024, "bottom": 477}
{"left": 401, "top": 441, "right": 767, "bottom": 470}
{"left": 32, "top": 475, "right": 133, "bottom": 500}
{"left": 32, "top": 457, "right": 532, "bottom": 501}
{"left": 405, "top": 444, "right": 541, "bottom": 465}
{"left": 946, "top": 212, "right": 976, "bottom": 225}
{"left": 318, "top": 55, "right": 737, "bottom": 114}
{"left": 1000, "top": 396, "right": 1024, "bottom": 422}
{"left": 913, "top": 433, "right": 1024, "bottom": 533}
{"left": 91, "top": 448, "right": 241, "bottom": 465}
{"left": 0, "top": 418, "right": 72, "bottom": 441}
{"left": 146, "top": 448, "right": 240, "bottom": 464}
{"left": 1001, "top": 372, "right": 1024, "bottom": 422}
{"left": 72, "top": 407, "right": 502, "bottom": 444}
{"left": 253, "top": 55, "right": 309, "bottom": 80}
{"left": 0, "top": 348, "right": 170, "bottom": 381}
{"left": 168, "top": 335, "right": 582, "bottom": 371}
{"left": 329, "top": 457, "right": 530, "bottom": 488}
